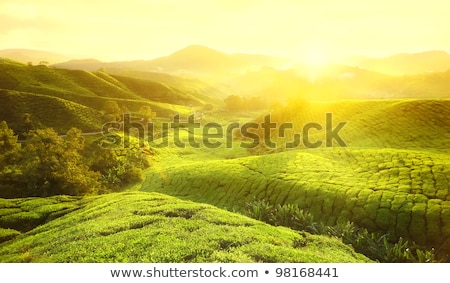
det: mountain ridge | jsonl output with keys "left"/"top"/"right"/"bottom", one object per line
{"left": 2, "top": 46, "right": 450, "bottom": 76}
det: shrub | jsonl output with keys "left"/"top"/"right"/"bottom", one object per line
{"left": 244, "top": 199, "right": 437, "bottom": 263}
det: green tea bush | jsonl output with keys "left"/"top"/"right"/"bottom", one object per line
{"left": 244, "top": 199, "right": 437, "bottom": 262}
{"left": 0, "top": 228, "right": 20, "bottom": 243}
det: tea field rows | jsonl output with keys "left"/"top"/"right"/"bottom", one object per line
{"left": 0, "top": 192, "right": 370, "bottom": 263}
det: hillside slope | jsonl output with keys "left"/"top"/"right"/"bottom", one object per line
{"left": 0, "top": 89, "right": 103, "bottom": 133}
{"left": 0, "top": 58, "right": 222, "bottom": 133}
{"left": 140, "top": 99, "right": 450, "bottom": 258}
{"left": 0, "top": 192, "right": 370, "bottom": 263}
{"left": 267, "top": 99, "right": 450, "bottom": 150}
{"left": 345, "top": 50, "right": 450, "bottom": 75}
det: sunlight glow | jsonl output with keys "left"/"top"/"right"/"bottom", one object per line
{"left": 301, "top": 47, "right": 329, "bottom": 67}
{"left": 0, "top": 1, "right": 449, "bottom": 61}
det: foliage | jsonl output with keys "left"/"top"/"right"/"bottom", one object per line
{"left": 139, "top": 105, "right": 153, "bottom": 123}
{"left": 85, "top": 137, "right": 150, "bottom": 192}
{"left": 328, "top": 221, "right": 437, "bottom": 263}
{"left": 0, "top": 228, "right": 21, "bottom": 243}
{"left": 0, "top": 121, "right": 19, "bottom": 154}
{"left": 102, "top": 100, "right": 122, "bottom": 122}
{"left": 245, "top": 199, "right": 319, "bottom": 234}
{"left": 0, "top": 122, "right": 149, "bottom": 197}
{"left": 0, "top": 127, "right": 100, "bottom": 197}
{"left": 244, "top": 200, "right": 437, "bottom": 263}
{"left": 203, "top": 103, "right": 214, "bottom": 111}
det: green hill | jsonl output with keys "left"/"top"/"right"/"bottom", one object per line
{"left": 111, "top": 74, "right": 221, "bottom": 106}
{"left": 139, "top": 99, "right": 450, "bottom": 259}
{"left": 0, "top": 191, "right": 370, "bottom": 263}
{"left": 266, "top": 99, "right": 450, "bottom": 150}
{"left": 0, "top": 58, "right": 223, "bottom": 133}
{"left": 0, "top": 89, "right": 103, "bottom": 133}
{"left": 0, "top": 58, "right": 137, "bottom": 99}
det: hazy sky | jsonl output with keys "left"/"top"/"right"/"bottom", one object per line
{"left": 1, "top": 0, "right": 449, "bottom": 62}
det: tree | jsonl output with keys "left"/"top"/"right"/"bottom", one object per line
{"left": 139, "top": 105, "right": 154, "bottom": 123}
{"left": 0, "top": 121, "right": 22, "bottom": 198}
{"left": 0, "top": 121, "right": 19, "bottom": 154}
{"left": 85, "top": 137, "right": 149, "bottom": 191}
{"left": 22, "top": 113, "right": 35, "bottom": 134}
{"left": 102, "top": 100, "right": 121, "bottom": 122}
{"left": 19, "top": 128, "right": 100, "bottom": 196}
{"left": 203, "top": 103, "right": 214, "bottom": 111}
{"left": 224, "top": 95, "right": 245, "bottom": 112}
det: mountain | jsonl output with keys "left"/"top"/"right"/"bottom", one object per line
{"left": 223, "top": 63, "right": 450, "bottom": 101}
{"left": 50, "top": 58, "right": 104, "bottom": 70}
{"left": 0, "top": 49, "right": 73, "bottom": 65}
{"left": 148, "top": 45, "right": 237, "bottom": 74}
{"left": 6, "top": 47, "right": 450, "bottom": 77}
{"left": 52, "top": 45, "right": 295, "bottom": 78}
{"left": 344, "top": 50, "right": 450, "bottom": 75}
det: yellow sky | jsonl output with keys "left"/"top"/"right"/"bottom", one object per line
{"left": 1, "top": 0, "right": 449, "bottom": 62}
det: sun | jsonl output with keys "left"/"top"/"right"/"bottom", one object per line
{"left": 301, "top": 46, "right": 329, "bottom": 67}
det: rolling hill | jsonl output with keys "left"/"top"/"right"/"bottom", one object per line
{"left": 343, "top": 50, "right": 450, "bottom": 75}
{"left": 49, "top": 46, "right": 450, "bottom": 101}
{"left": 0, "top": 191, "right": 370, "bottom": 263}
{"left": 1, "top": 47, "right": 450, "bottom": 263}
{"left": 0, "top": 58, "right": 223, "bottom": 134}
{"left": 139, "top": 99, "right": 450, "bottom": 259}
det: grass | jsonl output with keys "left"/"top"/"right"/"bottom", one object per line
{"left": 0, "top": 192, "right": 370, "bottom": 263}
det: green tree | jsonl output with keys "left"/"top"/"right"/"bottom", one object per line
{"left": 139, "top": 105, "right": 153, "bottom": 124}
{"left": 20, "top": 128, "right": 100, "bottom": 196}
{"left": 0, "top": 121, "right": 22, "bottom": 198}
{"left": 102, "top": 100, "right": 121, "bottom": 122}
{"left": 224, "top": 95, "right": 244, "bottom": 112}
{"left": 203, "top": 103, "right": 214, "bottom": 111}
{"left": 0, "top": 121, "right": 19, "bottom": 154}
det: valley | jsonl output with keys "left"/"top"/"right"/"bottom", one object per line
{"left": 0, "top": 46, "right": 449, "bottom": 263}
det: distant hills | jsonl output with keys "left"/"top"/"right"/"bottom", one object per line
{"left": 0, "top": 46, "right": 449, "bottom": 129}
{"left": 52, "top": 45, "right": 293, "bottom": 78}
{"left": 343, "top": 50, "right": 450, "bottom": 75}
{"left": 0, "top": 49, "right": 73, "bottom": 66}
{"left": 2, "top": 45, "right": 450, "bottom": 77}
